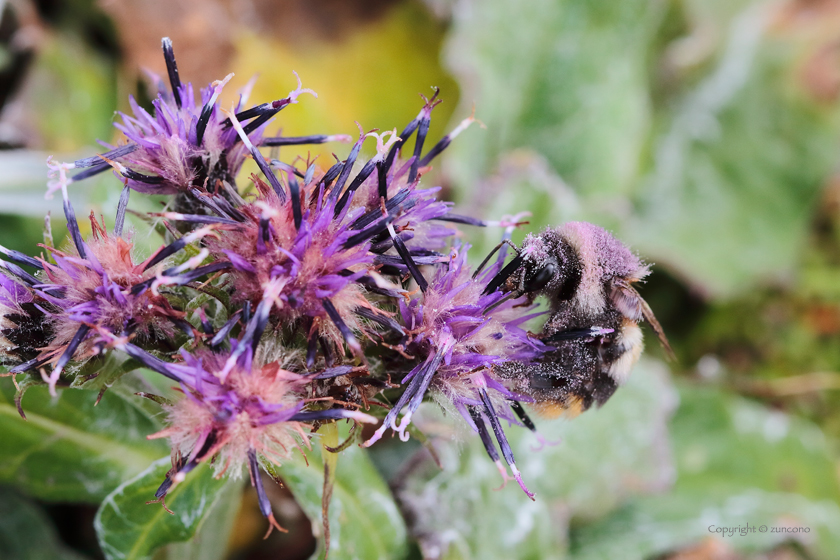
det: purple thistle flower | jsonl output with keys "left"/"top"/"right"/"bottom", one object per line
{"left": 201, "top": 148, "right": 381, "bottom": 364}
{"left": 0, "top": 187, "right": 228, "bottom": 397}
{"left": 105, "top": 306, "right": 375, "bottom": 534}
{"left": 139, "top": 87, "right": 485, "bottom": 369}
{"left": 362, "top": 244, "right": 550, "bottom": 499}
{"left": 331, "top": 95, "right": 528, "bottom": 291}
{"left": 46, "top": 37, "right": 341, "bottom": 198}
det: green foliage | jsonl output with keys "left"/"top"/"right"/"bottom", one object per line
{"left": 0, "top": 487, "right": 91, "bottom": 560}
{"left": 0, "top": 383, "right": 167, "bottom": 502}
{"left": 627, "top": 9, "right": 840, "bottom": 297}
{"left": 570, "top": 384, "right": 840, "bottom": 559}
{"left": 445, "top": 0, "right": 840, "bottom": 298}
{"left": 670, "top": 386, "right": 840, "bottom": 503}
{"left": 158, "top": 477, "right": 244, "bottom": 560}
{"left": 444, "top": 0, "right": 662, "bottom": 199}
{"left": 571, "top": 490, "right": 840, "bottom": 560}
{"left": 94, "top": 458, "right": 230, "bottom": 560}
{"left": 274, "top": 423, "right": 409, "bottom": 560}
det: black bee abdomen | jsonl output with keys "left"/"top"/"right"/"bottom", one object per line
{"left": 494, "top": 302, "right": 626, "bottom": 413}
{"left": 587, "top": 368, "right": 618, "bottom": 406}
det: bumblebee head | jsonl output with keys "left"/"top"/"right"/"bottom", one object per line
{"left": 516, "top": 228, "right": 581, "bottom": 303}
{"left": 481, "top": 227, "right": 581, "bottom": 304}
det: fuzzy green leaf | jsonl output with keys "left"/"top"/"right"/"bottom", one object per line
{"left": 443, "top": 0, "right": 661, "bottom": 200}
{"left": 0, "top": 382, "right": 168, "bottom": 502}
{"left": 670, "top": 385, "right": 840, "bottom": 503}
{"left": 444, "top": 0, "right": 840, "bottom": 297}
{"left": 157, "top": 477, "right": 244, "bottom": 560}
{"left": 569, "top": 385, "right": 840, "bottom": 559}
{"left": 625, "top": 5, "right": 840, "bottom": 297}
{"left": 94, "top": 458, "right": 231, "bottom": 560}
{"left": 571, "top": 489, "right": 840, "bottom": 560}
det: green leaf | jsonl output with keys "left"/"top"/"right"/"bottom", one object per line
{"left": 0, "top": 382, "right": 168, "bottom": 502}
{"left": 393, "top": 359, "right": 676, "bottom": 560}
{"left": 444, "top": 0, "right": 662, "bottom": 200}
{"left": 441, "top": 0, "right": 665, "bottom": 264}
{"left": 670, "top": 385, "right": 840, "bottom": 503}
{"left": 185, "top": 286, "right": 230, "bottom": 314}
{"left": 569, "top": 385, "right": 840, "bottom": 559}
{"left": 625, "top": 5, "right": 840, "bottom": 297}
{"left": 570, "top": 489, "right": 840, "bottom": 560}
{"left": 94, "top": 457, "right": 230, "bottom": 560}
{"left": 70, "top": 353, "right": 141, "bottom": 391}
{"left": 156, "top": 477, "right": 244, "bottom": 560}
{"left": 274, "top": 423, "right": 409, "bottom": 560}
{"left": 443, "top": 0, "right": 840, "bottom": 297}
{"left": 0, "top": 486, "right": 91, "bottom": 560}
{"left": 439, "top": 0, "right": 661, "bottom": 276}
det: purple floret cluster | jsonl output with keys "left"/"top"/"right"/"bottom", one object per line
{"left": 1, "top": 37, "right": 556, "bottom": 533}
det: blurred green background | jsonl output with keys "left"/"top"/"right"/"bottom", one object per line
{"left": 2, "top": 0, "right": 840, "bottom": 559}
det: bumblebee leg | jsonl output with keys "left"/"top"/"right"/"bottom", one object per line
{"left": 509, "top": 401, "right": 537, "bottom": 432}
{"left": 478, "top": 388, "right": 535, "bottom": 500}
{"left": 542, "top": 326, "right": 614, "bottom": 344}
{"left": 468, "top": 406, "right": 514, "bottom": 489}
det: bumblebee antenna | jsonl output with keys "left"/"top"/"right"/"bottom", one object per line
{"left": 473, "top": 239, "right": 520, "bottom": 279}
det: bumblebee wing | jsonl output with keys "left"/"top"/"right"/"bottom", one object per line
{"left": 611, "top": 279, "right": 675, "bottom": 361}
{"left": 638, "top": 293, "right": 676, "bottom": 361}
{"left": 609, "top": 278, "right": 643, "bottom": 320}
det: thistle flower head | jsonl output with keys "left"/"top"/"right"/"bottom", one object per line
{"left": 41, "top": 219, "right": 176, "bottom": 332}
{"left": 363, "top": 244, "right": 549, "bottom": 499}
{"left": 113, "top": 313, "right": 374, "bottom": 532}
{"left": 331, "top": 95, "right": 464, "bottom": 253}
{"left": 152, "top": 349, "right": 311, "bottom": 477}
{"left": 0, "top": 185, "right": 227, "bottom": 396}
{"left": 205, "top": 171, "right": 377, "bottom": 360}
{"left": 108, "top": 72, "right": 244, "bottom": 194}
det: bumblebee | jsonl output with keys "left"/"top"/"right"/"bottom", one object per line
{"left": 485, "top": 222, "right": 672, "bottom": 417}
